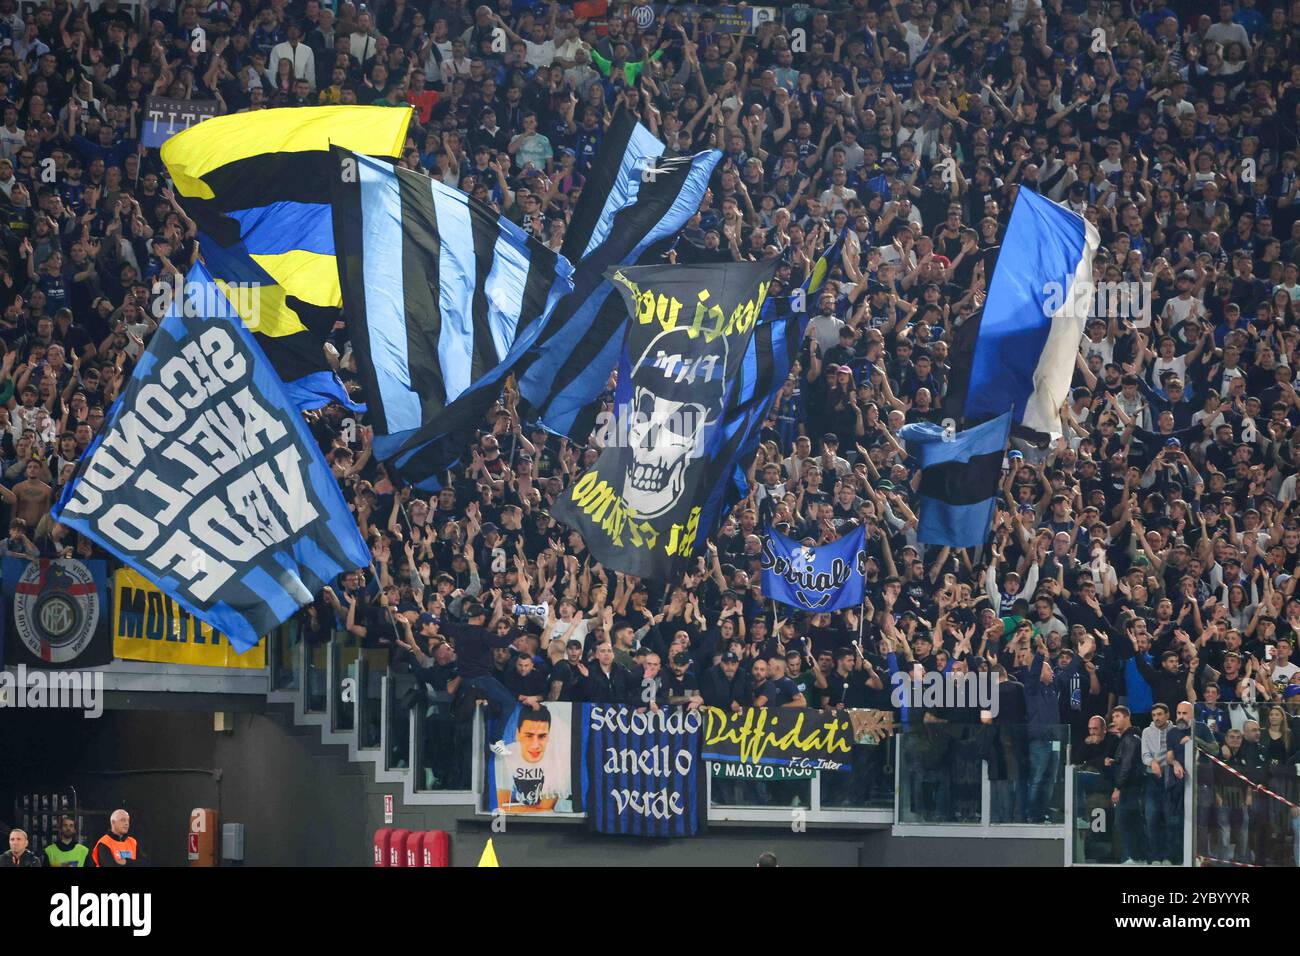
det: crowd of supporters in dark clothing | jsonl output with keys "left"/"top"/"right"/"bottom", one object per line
{"left": 3, "top": 0, "right": 1300, "bottom": 862}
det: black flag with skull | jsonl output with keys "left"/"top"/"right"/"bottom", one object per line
{"left": 552, "top": 260, "right": 776, "bottom": 580}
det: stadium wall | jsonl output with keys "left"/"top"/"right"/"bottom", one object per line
{"left": 1, "top": 706, "right": 1061, "bottom": 866}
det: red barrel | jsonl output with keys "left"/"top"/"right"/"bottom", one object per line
{"left": 404, "top": 830, "right": 425, "bottom": 868}
{"left": 422, "top": 830, "right": 449, "bottom": 868}
{"left": 373, "top": 828, "right": 392, "bottom": 867}
{"left": 388, "top": 829, "right": 410, "bottom": 867}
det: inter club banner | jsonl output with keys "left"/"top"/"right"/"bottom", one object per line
{"left": 483, "top": 703, "right": 583, "bottom": 815}
{"left": 760, "top": 525, "right": 868, "bottom": 611}
{"left": 552, "top": 260, "right": 775, "bottom": 579}
{"left": 640, "top": 4, "right": 778, "bottom": 32}
{"left": 702, "top": 706, "right": 854, "bottom": 772}
{"left": 141, "top": 96, "right": 219, "bottom": 148}
{"left": 112, "top": 568, "right": 266, "bottom": 668}
{"left": 53, "top": 263, "right": 370, "bottom": 652}
{"left": 1, "top": 557, "right": 112, "bottom": 668}
{"left": 581, "top": 704, "right": 704, "bottom": 837}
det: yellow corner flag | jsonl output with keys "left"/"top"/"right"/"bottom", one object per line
{"left": 477, "top": 838, "right": 500, "bottom": 868}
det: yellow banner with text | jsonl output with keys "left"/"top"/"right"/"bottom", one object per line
{"left": 112, "top": 568, "right": 266, "bottom": 667}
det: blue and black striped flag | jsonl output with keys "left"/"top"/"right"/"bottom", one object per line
{"left": 899, "top": 410, "right": 1013, "bottom": 548}
{"left": 332, "top": 111, "right": 720, "bottom": 490}
{"left": 331, "top": 149, "right": 575, "bottom": 484}
{"left": 511, "top": 110, "right": 721, "bottom": 441}
{"left": 708, "top": 230, "right": 848, "bottom": 527}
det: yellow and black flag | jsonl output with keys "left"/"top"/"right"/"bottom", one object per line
{"left": 161, "top": 106, "right": 412, "bottom": 410}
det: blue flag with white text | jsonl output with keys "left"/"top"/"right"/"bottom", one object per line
{"left": 582, "top": 704, "right": 703, "bottom": 837}
{"left": 760, "top": 525, "right": 868, "bottom": 612}
{"left": 52, "top": 262, "right": 370, "bottom": 651}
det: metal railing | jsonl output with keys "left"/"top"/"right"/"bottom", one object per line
{"left": 264, "top": 626, "right": 478, "bottom": 807}
{"left": 263, "top": 627, "right": 1300, "bottom": 866}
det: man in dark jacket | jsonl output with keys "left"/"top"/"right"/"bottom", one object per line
{"left": 1110, "top": 705, "right": 1147, "bottom": 864}
{"left": 1133, "top": 634, "right": 1196, "bottom": 713}
{"left": 699, "top": 651, "right": 751, "bottom": 711}
{"left": 1, "top": 828, "right": 41, "bottom": 866}
{"left": 579, "top": 641, "right": 635, "bottom": 703}
{"left": 440, "top": 601, "right": 518, "bottom": 717}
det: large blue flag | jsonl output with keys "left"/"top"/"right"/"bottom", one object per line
{"left": 900, "top": 411, "right": 1013, "bottom": 548}
{"left": 760, "top": 525, "right": 868, "bottom": 611}
{"left": 513, "top": 111, "right": 722, "bottom": 441}
{"left": 943, "top": 188, "right": 1099, "bottom": 437}
{"left": 53, "top": 262, "right": 370, "bottom": 651}
{"left": 332, "top": 148, "right": 576, "bottom": 488}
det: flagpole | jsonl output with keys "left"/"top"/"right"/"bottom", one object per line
{"left": 771, "top": 598, "right": 782, "bottom": 654}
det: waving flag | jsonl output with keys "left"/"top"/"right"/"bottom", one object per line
{"left": 513, "top": 110, "right": 721, "bottom": 440}
{"left": 332, "top": 149, "right": 575, "bottom": 487}
{"left": 900, "top": 411, "right": 1012, "bottom": 548}
{"left": 761, "top": 525, "right": 868, "bottom": 611}
{"left": 333, "top": 113, "right": 718, "bottom": 490}
{"left": 552, "top": 261, "right": 775, "bottom": 579}
{"left": 53, "top": 263, "right": 370, "bottom": 651}
{"left": 716, "top": 231, "right": 846, "bottom": 506}
{"left": 943, "top": 188, "right": 1099, "bottom": 437}
{"left": 161, "top": 106, "right": 412, "bottom": 411}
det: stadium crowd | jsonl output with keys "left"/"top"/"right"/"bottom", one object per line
{"left": 2, "top": 0, "right": 1300, "bottom": 864}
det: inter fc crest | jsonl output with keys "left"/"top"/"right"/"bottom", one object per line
{"left": 13, "top": 560, "right": 101, "bottom": 664}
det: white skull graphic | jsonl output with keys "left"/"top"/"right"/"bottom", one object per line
{"left": 622, "top": 327, "right": 728, "bottom": 520}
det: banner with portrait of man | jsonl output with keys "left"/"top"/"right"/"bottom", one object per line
{"left": 482, "top": 702, "right": 583, "bottom": 816}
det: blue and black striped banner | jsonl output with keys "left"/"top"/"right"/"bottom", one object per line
{"left": 583, "top": 704, "right": 703, "bottom": 838}
{"left": 513, "top": 110, "right": 722, "bottom": 441}
{"left": 899, "top": 410, "right": 1012, "bottom": 548}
